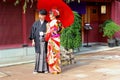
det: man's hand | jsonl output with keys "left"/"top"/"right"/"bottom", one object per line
{"left": 32, "top": 40, "right": 35, "bottom": 46}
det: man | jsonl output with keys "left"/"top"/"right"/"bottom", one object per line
{"left": 29, "top": 9, "right": 48, "bottom": 74}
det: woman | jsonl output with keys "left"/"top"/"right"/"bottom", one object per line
{"left": 45, "top": 9, "right": 63, "bottom": 74}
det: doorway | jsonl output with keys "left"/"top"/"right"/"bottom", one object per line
{"left": 83, "top": 5, "right": 100, "bottom": 44}
{"left": 82, "top": 3, "right": 111, "bottom": 44}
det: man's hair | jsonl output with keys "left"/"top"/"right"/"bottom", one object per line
{"left": 39, "top": 9, "right": 47, "bottom": 15}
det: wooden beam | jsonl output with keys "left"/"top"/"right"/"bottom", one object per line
{"left": 66, "top": 0, "right": 113, "bottom": 2}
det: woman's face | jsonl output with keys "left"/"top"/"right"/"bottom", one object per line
{"left": 49, "top": 13, "right": 55, "bottom": 20}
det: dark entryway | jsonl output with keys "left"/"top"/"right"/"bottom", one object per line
{"left": 83, "top": 2, "right": 111, "bottom": 44}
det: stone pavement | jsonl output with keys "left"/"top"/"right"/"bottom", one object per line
{"left": 0, "top": 48, "right": 120, "bottom": 80}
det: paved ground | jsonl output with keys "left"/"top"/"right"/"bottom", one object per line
{"left": 0, "top": 48, "right": 120, "bottom": 80}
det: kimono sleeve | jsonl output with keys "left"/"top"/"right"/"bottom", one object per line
{"left": 29, "top": 23, "right": 36, "bottom": 40}
{"left": 57, "top": 22, "right": 64, "bottom": 33}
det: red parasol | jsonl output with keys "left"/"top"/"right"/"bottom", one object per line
{"left": 37, "top": 0, "right": 74, "bottom": 28}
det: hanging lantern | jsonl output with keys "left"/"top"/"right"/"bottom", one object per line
{"left": 3, "top": 0, "right": 6, "bottom": 2}
{"left": 101, "top": 5, "right": 106, "bottom": 14}
{"left": 78, "top": 0, "right": 80, "bottom": 3}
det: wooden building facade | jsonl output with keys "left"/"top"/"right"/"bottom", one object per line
{"left": 0, "top": 0, "right": 120, "bottom": 49}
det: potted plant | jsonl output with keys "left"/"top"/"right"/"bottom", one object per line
{"left": 102, "top": 19, "right": 120, "bottom": 47}
{"left": 60, "top": 11, "right": 82, "bottom": 64}
{"left": 114, "top": 31, "right": 120, "bottom": 46}
{"left": 61, "top": 11, "right": 82, "bottom": 52}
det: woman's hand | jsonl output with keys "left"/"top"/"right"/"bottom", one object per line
{"left": 46, "top": 23, "right": 50, "bottom": 27}
{"left": 46, "top": 23, "right": 50, "bottom": 33}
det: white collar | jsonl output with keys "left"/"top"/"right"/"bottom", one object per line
{"left": 50, "top": 19, "right": 57, "bottom": 27}
{"left": 40, "top": 20, "right": 44, "bottom": 25}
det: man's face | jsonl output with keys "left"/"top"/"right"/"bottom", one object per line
{"left": 39, "top": 14, "right": 46, "bottom": 20}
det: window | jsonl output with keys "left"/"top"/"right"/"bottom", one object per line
{"left": 101, "top": 5, "right": 106, "bottom": 14}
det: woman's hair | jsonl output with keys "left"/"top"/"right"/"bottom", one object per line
{"left": 49, "top": 9, "right": 60, "bottom": 18}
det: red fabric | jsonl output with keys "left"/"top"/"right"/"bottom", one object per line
{"left": 51, "top": 38, "right": 60, "bottom": 47}
{"left": 45, "top": 33, "right": 51, "bottom": 41}
{"left": 37, "top": 0, "right": 74, "bottom": 28}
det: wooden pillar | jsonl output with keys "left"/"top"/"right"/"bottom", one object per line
{"left": 22, "top": 3, "right": 28, "bottom": 47}
{"left": 81, "top": 14, "right": 85, "bottom": 44}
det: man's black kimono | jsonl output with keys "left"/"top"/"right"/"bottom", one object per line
{"left": 29, "top": 20, "right": 48, "bottom": 73}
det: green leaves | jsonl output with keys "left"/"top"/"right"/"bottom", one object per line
{"left": 14, "top": 0, "right": 20, "bottom": 6}
{"left": 61, "top": 11, "right": 82, "bottom": 49}
{"left": 103, "top": 20, "right": 120, "bottom": 39}
{"left": 4, "top": 0, "right": 34, "bottom": 13}
{"left": 23, "top": 0, "right": 27, "bottom": 13}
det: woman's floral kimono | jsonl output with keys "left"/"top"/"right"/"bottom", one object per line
{"left": 45, "top": 19, "right": 63, "bottom": 74}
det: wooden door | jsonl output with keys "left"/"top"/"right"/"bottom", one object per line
{"left": 83, "top": 5, "right": 100, "bottom": 43}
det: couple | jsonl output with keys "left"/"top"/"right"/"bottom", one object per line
{"left": 29, "top": 9, "right": 63, "bottom": 74}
